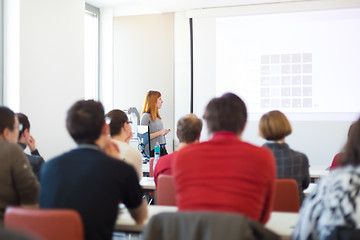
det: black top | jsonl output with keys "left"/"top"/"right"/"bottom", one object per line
{"left": 39, "top": 145, "right": 143, "bottom": 240}
{"left": 263, "top": 142, "right": 310, "bottom": 203}
{"left": 18, "top": 142, "right": 45, "bottom": 180}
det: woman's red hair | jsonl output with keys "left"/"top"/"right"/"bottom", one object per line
{"left": 141, "top": 90, "right": 162, "bottom": 121}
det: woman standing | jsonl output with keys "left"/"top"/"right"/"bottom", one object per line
{"left": 140, "top": 90, "right": 169, "bottom": 157}
{"left": 259, "top": 110, "right": 310, "bottom": 204}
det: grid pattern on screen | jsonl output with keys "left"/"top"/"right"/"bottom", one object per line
{"left": 260, "top": 53, "right": 313, "bottom": 109}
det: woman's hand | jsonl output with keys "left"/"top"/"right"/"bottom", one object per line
{"left": 28, "top": 135, "right": 37, "bottom": 152}
{"left": 160, "top": 129, "right": 170, "bottom": 136}
{"left": 104, "top": 141, "right": 121, "bottom": 159}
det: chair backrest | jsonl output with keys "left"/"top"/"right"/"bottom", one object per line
{"left": 273, "top": 179, "right": 300, "bottom": 212}
{"left": 149, "top": 157, "right": 154, "bottom": 177}
{"left": 142, "top": 211, "right": 280, "bottom": 240}
{"left": 4, "top": 207, "right": 84, "bottom": 240}
{"left": 157, "top": 174, "right": 176, "bottom": 206}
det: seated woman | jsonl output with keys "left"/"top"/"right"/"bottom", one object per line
{"left": 259, "top": 110, "right": 310, "bottom": 204}
{"left": 329, "top": 122, "right": 355, "bottom": 171}
{"left": 293, "top": 117, "right": 360, "bottom": 240}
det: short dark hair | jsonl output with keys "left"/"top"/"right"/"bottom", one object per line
{"left": 105, "top": 109, "right": 128, "bottom": 137}
{"left": 203, "top": 93, "right": 247, "bottom": 135}
{"left": 176, "top": 114, "right": 203, "bottom": 143}
{"left": 66, "top": 100, "right": 105, "bottom": 144}
{"left": 0, "top": 106, "right": 15, "bottom": 135}
{"left": 340, "top": 119, "right": 360, "bottom": 166}
{"left": 16, "top": 113, "right": 30, "bottom": 140}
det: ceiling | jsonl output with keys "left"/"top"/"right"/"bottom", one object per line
{"left": 85, "top": 0, "right": 298, "bottom": 15}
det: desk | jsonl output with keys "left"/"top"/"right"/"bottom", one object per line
{"left": 115, "top": 205, "right": 298, "bottom": 239}
{"left": 304, "top": 183, "right": 317, "bottom": 196}
{"left": 310, "top": 167, "right": 329, "bottom": 183}
{"left": 115, "top": 205, "right": 177, "bottom": 232}
{"left": 142, "top": 163, "right": 149, "bottom": 174}
{"left": 140, "top": 177, "right": 155, "bottom": 190}
{"left": 265, "top": 212, "right": 298, "bottom": 240}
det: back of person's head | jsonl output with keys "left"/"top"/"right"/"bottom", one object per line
{"left": 203, "top": 93, "right": 247, "bottom": 135}
{"left": 141, "top": 90, "right": 162, "bottom": 121}
{"left": 0, "top": 106, "right": 16, "bottom": 135}
{"left": 66, "top": 100, "right": 105, "bottom": 144}
{"left": 0, "top": 106, "right": 19, "bottom": 143}
{"left": 258, "top": 110, "right": 292, "bottom": 141}
{"left": 105, "top": 109, "right": 128, "bottom": 137}
{"left": 176, "top": 114, "right": 203, "bottom": 143}
{"left": 341, "top": 118, "right": 360, "bottom": 166}
{"left": 16, "top": 113, "right": 30, "bottom": 140}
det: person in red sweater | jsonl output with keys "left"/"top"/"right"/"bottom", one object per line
{"left": 154, "top": 114, "right": 202, "bottom": 187}
{"left": 173, "top": 93, "right": 276, "bottom": 225}
{"left": 330, "top": 122, "right": 355, "bottom": 171}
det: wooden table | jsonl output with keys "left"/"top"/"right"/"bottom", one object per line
{"left": 115, "top": 205, "right": 298, "bottom": 239}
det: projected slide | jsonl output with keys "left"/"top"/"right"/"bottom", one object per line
{"left": 216, "top": 8, "right": 360, "bottom": 121}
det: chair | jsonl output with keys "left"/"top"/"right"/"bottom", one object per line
{"left": 157, "top": 174, "right": 176, "bottom": 206}
{"left": 142, "top": 211, "right": 280, "bottom": 240}
{"left": 4, "top": 207, "right": 84, "bottom": 240}
{"left": 273, "top": 179, "right": 300, "bottom": 212}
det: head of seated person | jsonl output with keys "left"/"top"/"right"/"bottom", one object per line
{"left": 106, "top": 109, "right": 132, "bottom": 143}
{"left": 203, "top": 92, "right": 247, "bottom": 136}
{"left": 258, "top": 110, "right": 292, "bottom": 142}
{"left": 176, "top": 114, "right": 202, "bottom": 147}
{"left": 66, "top": 100, "right": 108, "bottom": 146}
{"left": 0, "top": 107, "right": 21, "bottom": 143}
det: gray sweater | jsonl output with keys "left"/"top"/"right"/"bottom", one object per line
{"left": 140, "top": 113, "right": 166, "bottom": 155}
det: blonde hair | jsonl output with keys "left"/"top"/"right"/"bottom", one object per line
{"left": 141, "top": 90, "right": 162, "bottom": 122}
{"left": 259, "top": 110, "right": 292, "bottom": 141}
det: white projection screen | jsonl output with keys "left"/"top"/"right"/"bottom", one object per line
{"left": 192, "top": 7, "right": 360, "bottom": 167}
{"left": 216, "top": 8, "right": 360, "bottom": 121}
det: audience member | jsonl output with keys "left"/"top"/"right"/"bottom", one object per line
{"left": 329, "top": 122, "right": 355, "bottom": 171}
{"left": 105, "top": 109, "right": 143, "bottom": 180}
{"left": 0, "top": 106, "right": 39, "bottom": 222}
{"left": 173, "top": 93, "right": 276, "bottom": 224}
{"left": 293, "top": 117, "right": 360, "bottom": 240}
{"left": 16, "top": 113, "right": 45, "bottom": 180}
{"left": 39, "top": 100, "right": 147, "bottom": 240}
{"left": 154, "top": 114, "right": 202, "bottom": 186}
{"left": 259, "top": 110, "right": 310, "bottom": 203}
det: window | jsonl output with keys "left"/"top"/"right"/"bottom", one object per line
{"left": 84, "top": 4, "right": 99, "bottom": 100}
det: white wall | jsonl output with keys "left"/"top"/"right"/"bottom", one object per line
{"left": 17, "top": 0, "right": 85, "bottom": 159}
{"left": 173, "top": 12, "right": 191, "bottom": 148}
{"left": 113, "top": 13, "right": 175, "bottom": 152}
{"left": 99, "top": 8, "right": 114, "bottom": 113}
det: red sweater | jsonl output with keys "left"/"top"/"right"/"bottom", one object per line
{"left": 173, "top": 132, "right": 276, "bottom": 224}
{"left": 154, "top": 151, "right": 177, "bottom": 187}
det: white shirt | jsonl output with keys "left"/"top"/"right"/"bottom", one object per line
{"left": 112, "top": 139, "right": 143, "bottom": 180}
